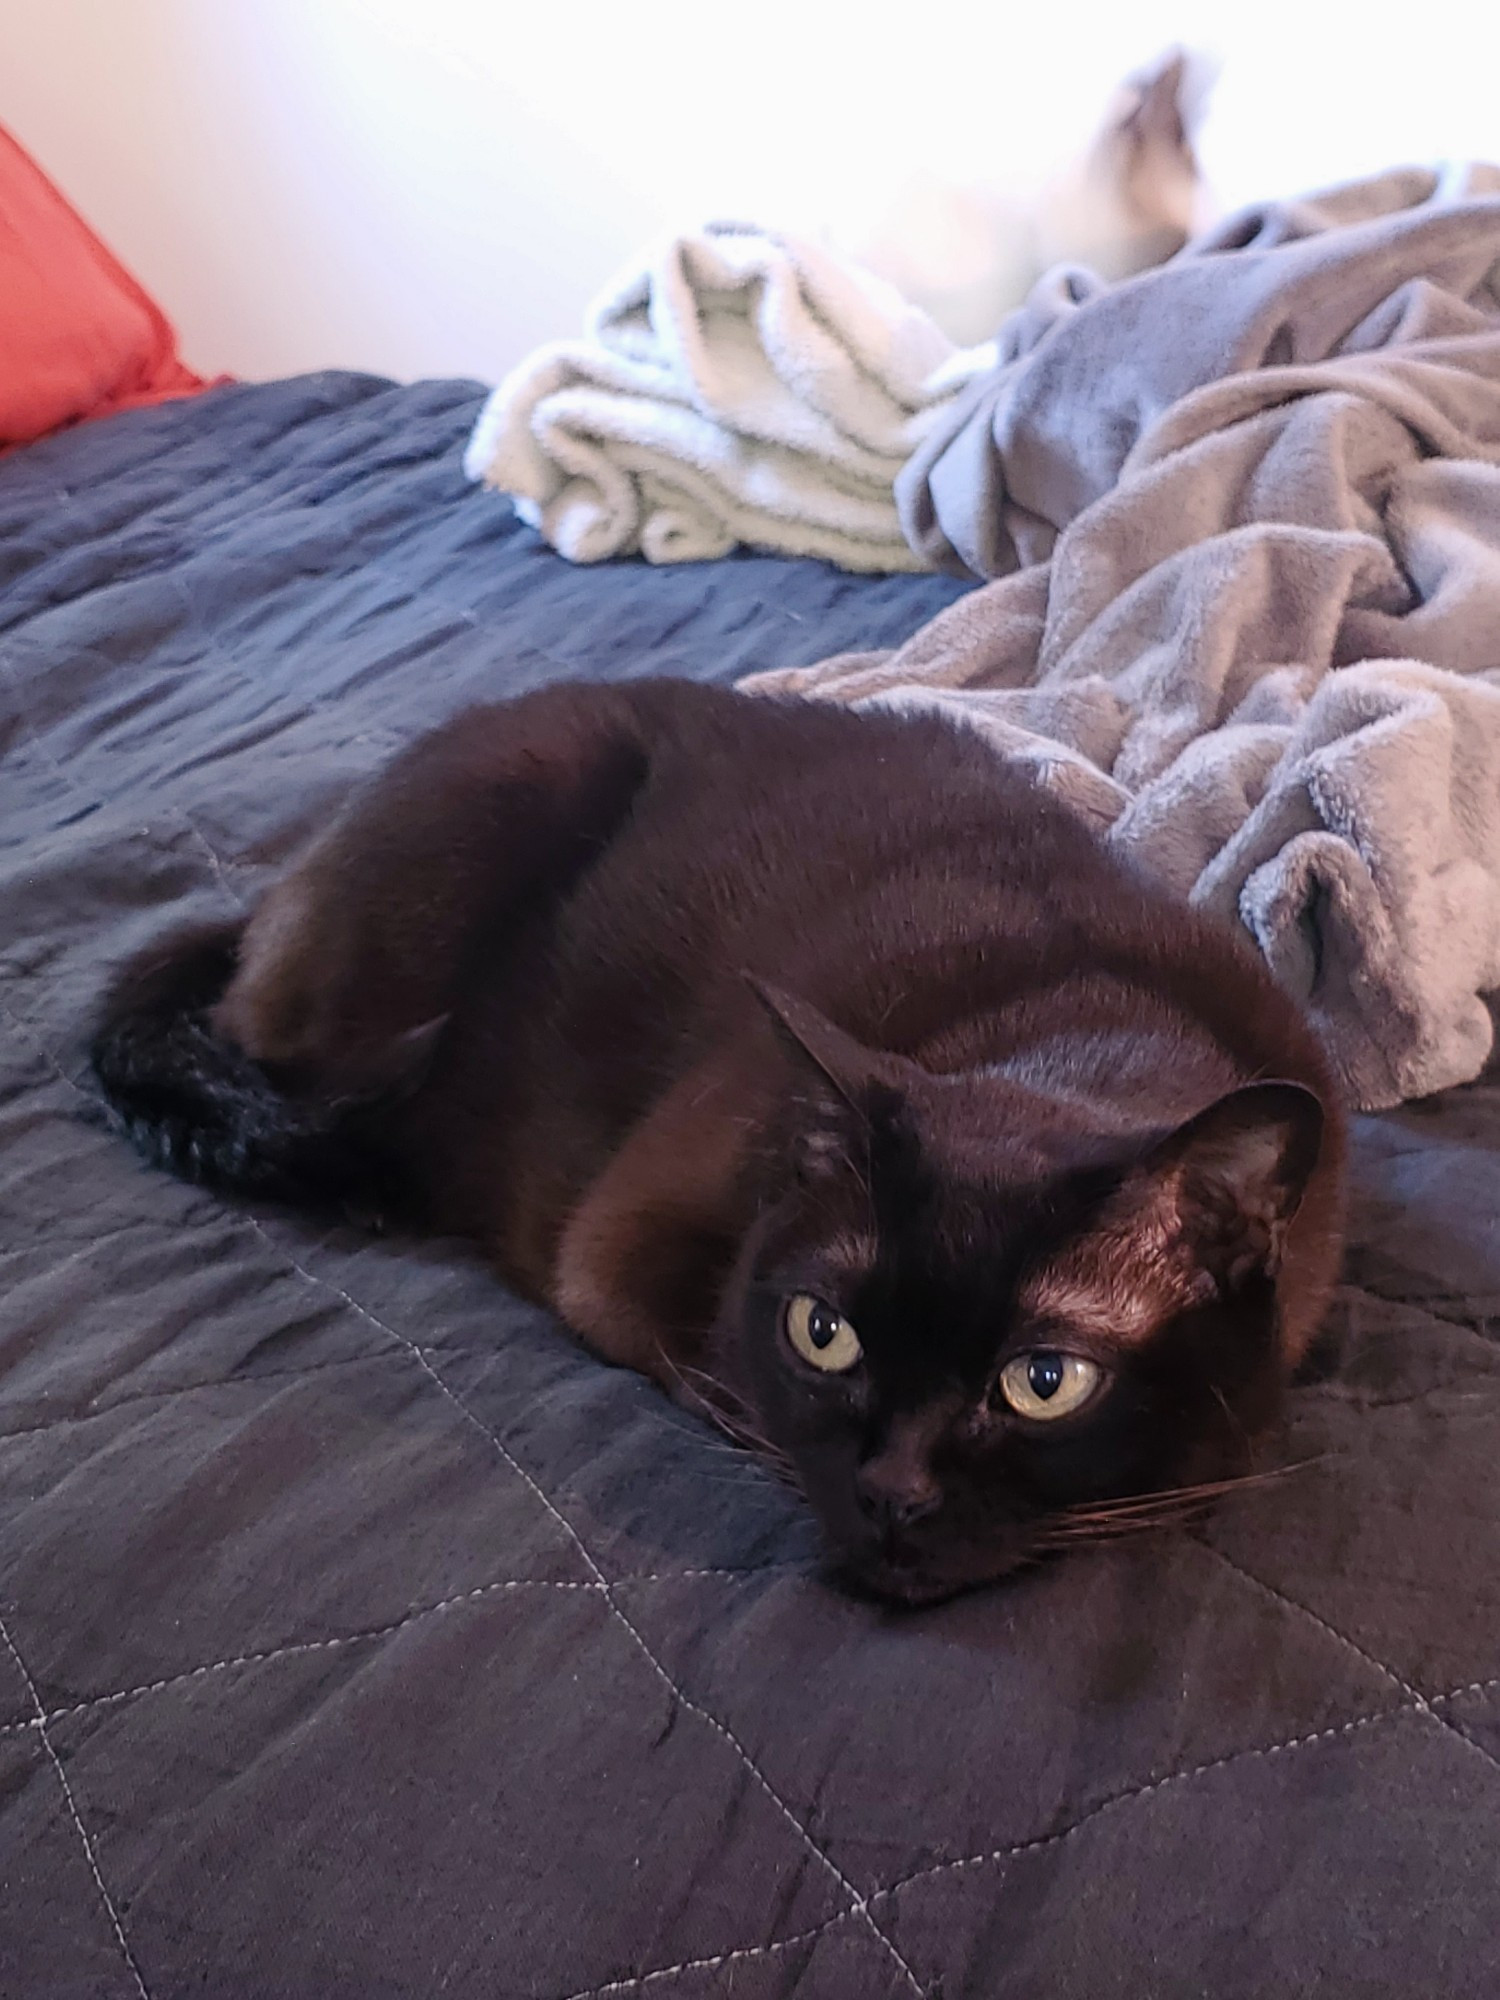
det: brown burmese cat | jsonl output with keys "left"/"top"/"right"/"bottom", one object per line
{"left": 93, "top": 678, "right": 1346, "bottom": 1603}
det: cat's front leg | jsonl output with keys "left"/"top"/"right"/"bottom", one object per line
{"left": 549, "top": 1059, "right": 755, "bottom": 1393}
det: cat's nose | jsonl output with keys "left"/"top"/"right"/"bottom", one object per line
{"left": 855, "top": 1451, "right": 941, "bottom": 1532}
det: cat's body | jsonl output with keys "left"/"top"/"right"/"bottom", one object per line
{"left": 94, "top": 678, "right": 1345, "bottom": 1601}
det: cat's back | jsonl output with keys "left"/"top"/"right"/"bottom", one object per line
{"left": 534, "top": 684, "right": 1280, "bottom": 1059}
{"left": 405, "top": 679, "right": 1340, "bottom": 1330}
{"left": 408, "top": 683, "right": 1119, "bottom": 1221}
{"left": 548, "top": 683, "right": 1118, "bottom": 973}
{"left": 451, "top": 678, "right": 1317, "bottom": 1094}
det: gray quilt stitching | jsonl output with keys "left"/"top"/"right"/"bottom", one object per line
{"left": 0, "top": 1578, "right": 605, "bottom": 1741}
{"left": 0, "top": 1566, "right": 799, "bottom": 1746}
{"left": 0, "top": 658, "right": 129, "bottom": 879}
{"left": 0, "top": 1349, "right": 454, "bottom": 1447}
{"left": 551, "top": 1910, "right": 856, "bottom": 2000}
{"left": 240, "top": 1222, "right": 926, "bottom": 1999}
{"left": 1294, "top": 1381, "right": 1500, "bottom": 1412}
{"left": 17, "top": 959, "right": 1493, "bottom": 1989}
{"left": 869, "top": 1699, "right": 1421, "bottom": 1908}
{"left": 173, "top": 810, "right": 247, "bottom": 908}
{"left": 1439, "top": 1672, "right": 1500, "bottom": 1709}
{"left": 0, "top": 1609, "right": 151, "bottom": 2000}
{"left": 1197, "top": 1539, "right": 1500, "bottom": 1781}
{"left": 1338, "top": 1285, "right": 1500, "bottom": 1346}
{"left": 0, "top": 661, "right": 258, "bottom": 966}
{"left": 0, "top": 995, "right": 92, "bottom": 1093}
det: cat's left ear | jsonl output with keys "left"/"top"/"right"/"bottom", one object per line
{"left": 1147, "top": 1079, "right": 1325, "bottom": 1283}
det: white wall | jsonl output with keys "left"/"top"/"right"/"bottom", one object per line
{"left": 2, "top": 0, "right": 1497, "bottom": 386}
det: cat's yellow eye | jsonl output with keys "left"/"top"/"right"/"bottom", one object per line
{"left": 784, "top": 1294, "right": 863, "bottom": 1373}
{"left": 998, "top": 1351, "right": 1101, "bottom": 1421}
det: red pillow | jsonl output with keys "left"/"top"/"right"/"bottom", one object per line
{"left": 0, "top": 124, "right": 216, "bottom": 448}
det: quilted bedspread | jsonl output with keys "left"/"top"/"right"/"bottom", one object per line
{"left": 1, "top": 373, "right": 1497, "bottom": 2000}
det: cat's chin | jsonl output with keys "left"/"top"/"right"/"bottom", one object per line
{"left": 832, "top": 1547, "right": 1035, "bottom": 1609}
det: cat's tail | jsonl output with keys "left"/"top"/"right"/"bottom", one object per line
{"left": 90, "top": 922, "right": 390, "bottom": 1210}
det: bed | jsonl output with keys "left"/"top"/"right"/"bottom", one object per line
{"left": 2, "top": 372, "right": 1498, "bottom": 2000}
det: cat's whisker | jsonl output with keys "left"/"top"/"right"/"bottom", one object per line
{"left": 688, "top": 1428, "right": 800, "bottom": 1486}
{"left": 1043, "top": 1510, "right": 1205, "bottom": 1543}
{"left": 1211, "top": 1383, "right": 1252, "bottom": 1457}
{"left": 660, "top": 1354, "right": 801, "bottom": 1485}
{"left": 664, "top": 1345, "right": 811, "bottom": 1481}
{"left": 1041, "top": 1455, "right": 1332, "bottom": 1546}
{"left": 1079, "top": 1457, "right": 1320, "bottom": 1513}
{"left": 682, "top": 1432, "right": 762, "bottom": 1469}
{"left": 691, "top": 1396, "right": 788, "bottom": 1464}
{"left": 1054, "top": 1494, "right": 1214, "bottom": 1527}
{"left": 1039, "top": 1499, "right": 1218, "bottom": 1544}
{"left": 657, "top": 1351, "right": 741, "bottom": 1426}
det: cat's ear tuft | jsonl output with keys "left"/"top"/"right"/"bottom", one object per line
{"left": 1150, "top": 1079, "right": 1325, "bottom": 1283}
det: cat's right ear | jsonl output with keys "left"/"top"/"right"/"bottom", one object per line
{"left": 743, "top": 977, "right": 899, "bottom": 1184}
{"left": 742, "top": 977, "right": 885, "bottom": 1110}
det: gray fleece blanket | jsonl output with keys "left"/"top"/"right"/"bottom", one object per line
{"left": 746, "top": 166, "right": 1500, "bottom": 1111}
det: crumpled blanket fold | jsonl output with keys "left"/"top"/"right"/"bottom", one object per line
{"left": 745, "top": 167, "right": 1500, "bottom": 1110}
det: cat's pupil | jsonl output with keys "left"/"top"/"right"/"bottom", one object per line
{"left": 1028, "top": 1352, "right": 1066, "bottom": 1400}
{"left": 807, "top": 1304, "right": 842, "bottom": 1350}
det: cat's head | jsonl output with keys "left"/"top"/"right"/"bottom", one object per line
{"left": 722, "top": 982, "right": 1329, "bottom": 1604}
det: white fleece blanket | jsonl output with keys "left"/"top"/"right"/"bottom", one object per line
{"left": 463, "top": 223, "right": 991, "bottom": 573}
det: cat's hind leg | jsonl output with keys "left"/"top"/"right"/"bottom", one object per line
{"left": 214, "top": 682, "right": 662, "bottom": 1097}
{"left": 93, "top": 680, "right": 670, "bottom": 1201}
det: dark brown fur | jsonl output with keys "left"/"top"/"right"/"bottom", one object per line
{"left": 93, "top": 679, "right": 1346, "bottom": 1602}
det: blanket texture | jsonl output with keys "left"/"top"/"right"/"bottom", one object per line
{"left": 464, "top": 222, "right": 990, "bottom": 572}
{"left": 747, "top": 167, "right": 1500, "bottom": 1110}
{"left": 6, "top": 375, "right": 1500, "bottom": 1998}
